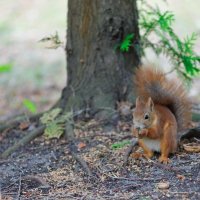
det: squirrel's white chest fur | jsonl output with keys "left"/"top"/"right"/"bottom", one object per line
{"left": 142, "top": 138, "right": 161, "bottom": 152}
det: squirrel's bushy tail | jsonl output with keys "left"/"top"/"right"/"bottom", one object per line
{"left": 134, "top": 66, "right": 191, "bottom": 131}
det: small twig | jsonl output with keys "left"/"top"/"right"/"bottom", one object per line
{"left": 120, "top": 134, "right": 132, "bottom": 140}
{"left": 76, "top": 119, "right": 111, "bottom": 131}
{"left": 110, "top": 176, "right": 161, "bottom": 181}
{"left": 16, "top": 173, "right": 22, "bottom": 200}
{"left": 147, "top": 159, "right": 181, "bottom": 174}
{"left": 0, "top": 125, "right": 45, "bottom": 159}
{"left": 194, "top": 137, "right": 200, "bottom": 142}
{"left": 113, "top": 183, "right": 142, "bottom": 192}
{"left": 22, "top": 175, "right": 50, "bottom": 187}
{"left": 1, "top": 179, "right": 19, "bottom": 191}
{"left": 70, "top": 151, "right": 92, "bottom": 176}
{"left": 1, "top": 192, "right": 18, "bottom": 195}
{"left": 168, "top": 191, "right": 190, "bottom": 194}
{"left": 123, "top": 138, "right": 138, "bottom": 166}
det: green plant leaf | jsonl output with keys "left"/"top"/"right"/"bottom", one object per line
{"left": 183, "top": 33, "right": 197, "bottom": 55}
{"left": 157, "top": 11, "right": 174, "bottom": 31}
{"left": 40, "top": 108, "right": 62, "bottom": 124}
{"left": 44, "top": 122, "right": 64, "bottom": 139}
{"left": 120, "top": 34, "right": 134, "bottom": 52}
{"left": 23, "top": 99, "right": 37, "bottom": 113}
{"left": 139, "top": 2, "right": 200, "bottom": 82}
{"left": 40, "top": 110, "right": 73, "bottom": 139}
{"left": 0, "top": 64, "right": 12, "bottom": 73}
{"left": 111, "top": 140, "right": 131, "bottom": 149}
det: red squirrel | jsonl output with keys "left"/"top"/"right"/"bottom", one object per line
{"left": 132, "top": 66, "right": 191, "bottom": 164}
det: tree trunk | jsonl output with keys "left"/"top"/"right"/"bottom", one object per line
{"left": 60, "top": 0, "right": 140, "bottom": 119}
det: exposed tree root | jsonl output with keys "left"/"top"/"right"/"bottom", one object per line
{"left": 71, "top": 152, "right": 92, "bottom": 176}
{"left": 69, "top": 144, "right": 92, "bottom": 176}
{"left": 0, "top": 112, "right": 24, "bottom": 123}
{"left": 180, "top": 126, "right": 200, "bottom": 140}
{"left": 0, "top": 112, "right": 44, "bottom": 134}
{"left": 0, "top": 125, "right": 45, "bottom": 159}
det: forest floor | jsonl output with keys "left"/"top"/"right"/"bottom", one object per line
{"left": 0, "top": 118, "right": 200, "bottom": 200}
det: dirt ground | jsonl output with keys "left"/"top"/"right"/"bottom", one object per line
{"left": 0, "top": 118, "right": 199, "bottom": 200}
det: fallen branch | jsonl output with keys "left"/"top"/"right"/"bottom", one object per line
{"left": 0, "top": 125, "right": 45, "bottom": 159}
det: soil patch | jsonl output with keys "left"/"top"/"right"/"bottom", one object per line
{"left": 0, "top": 120, "right": 200, "bottom": 199}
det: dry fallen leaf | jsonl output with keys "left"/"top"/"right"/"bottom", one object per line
{"left": 183, "top": 143, "right": 200, "bottom": 153}
{"left": 157, "top": 181, "right": 170, "bottom": 189}
{"left": 77, "top": 142, "right": 86, "bottom": 150}
{"left": 19, "top": 121, "right": 30, "bottom": 130}
{"left": 177, "top": 174, "right": 185, "bottom": 181}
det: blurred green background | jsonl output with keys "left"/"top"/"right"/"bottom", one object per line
{"left": 0, "top": 0, "right": 199, "bottom": 119}
{"left": 0, "top": 0, "right": 66, "bottom": 118}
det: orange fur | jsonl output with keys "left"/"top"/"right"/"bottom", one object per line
{"left": 134, "top": 66, "right": 191, "bottom": 131}
{"left": 132, "top": 66, "right": 191, "bottom": 163}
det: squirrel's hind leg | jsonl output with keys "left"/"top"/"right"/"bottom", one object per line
{"left": 159, "top": 123, "right": 177, "bottom": 164}
{"left": 159, "top": 140, "right": 170, "bottom": 164}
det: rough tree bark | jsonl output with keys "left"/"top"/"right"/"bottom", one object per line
{"left": 59, "top": 0, "right": 140, "bottom": 119}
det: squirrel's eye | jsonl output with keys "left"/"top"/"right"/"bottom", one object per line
{"left": 144, "top": 114, "right": 149, "bottom": 120}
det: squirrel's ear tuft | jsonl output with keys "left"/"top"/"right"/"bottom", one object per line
{"left": 147, "top": 97, "right": 154, "bottom": 111}
{"left": 135, "top": 96, "right": 141, "bottom": 107}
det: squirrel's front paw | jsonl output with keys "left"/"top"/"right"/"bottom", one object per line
{"left": 143, "top": 152, "right": 153, "bottom": 159}
{"left": 138, "top": 129, "right": 148, "bottom": 138}
{"left": 159, "top": 156, "right": 170, "bottom": 164}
